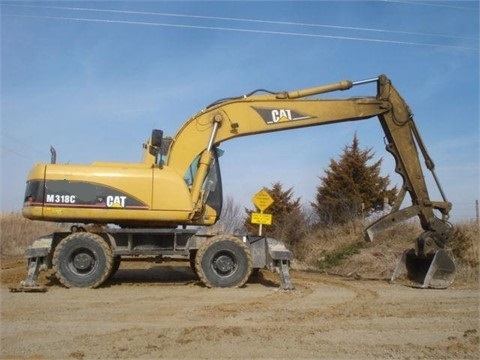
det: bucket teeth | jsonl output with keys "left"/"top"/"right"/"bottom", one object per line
{"left": 391, "top": 248, "right": 456, "bottom": 289}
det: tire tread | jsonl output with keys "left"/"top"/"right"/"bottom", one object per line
{"left": 195, "top": 235, "right": 252, "bottom": 288}
{"left": 53, "top": 232, "right": 113, "bottom": 288}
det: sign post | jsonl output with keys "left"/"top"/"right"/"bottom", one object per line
{"left": 251, "top": 188, "right": 274, "bottom": 236}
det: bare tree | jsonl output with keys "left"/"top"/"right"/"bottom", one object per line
{"left": 211, "top": 195, "right": 246, "bottom": 234}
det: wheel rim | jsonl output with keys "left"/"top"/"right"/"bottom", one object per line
{"left": 211, "top": 251, "right": 237, "bottom": 277}
{"left": 68, "top": 248, "right": 97, "bottom": 275}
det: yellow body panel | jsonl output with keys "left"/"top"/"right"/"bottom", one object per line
{"left": 23, "top": 162, "right": 197, "bottom": 225}
{"left": 46, "top": 162, "right": 153, "bottom": 206}
{"left": 26, "top": 163, "right": 46, "bottom": 181}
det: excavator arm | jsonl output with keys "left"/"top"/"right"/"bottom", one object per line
{"left": 368, "top": 75, "right": 452, "bottom": 247}
{"left": 155, "top": 74, "right": 454, "bottom": 288}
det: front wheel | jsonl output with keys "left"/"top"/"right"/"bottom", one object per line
{"left": 195, "top": 235, "right": 252, "bottom": 288}
{"left": 53, "top": 232, "right": 113, "bottom": 288}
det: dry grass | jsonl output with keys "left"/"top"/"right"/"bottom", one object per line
{"left": 450, "top": 221, "right": 480, "bottom": 283}
{"left": 0, "top": 212, "right": 67, "bottom": 257}
{"left": 295, "top": 219, "right": 479, "bottom": 284}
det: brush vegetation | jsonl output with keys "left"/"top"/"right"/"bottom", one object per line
{"left": 295, "top": 218, "right": 479, "bottom": 285}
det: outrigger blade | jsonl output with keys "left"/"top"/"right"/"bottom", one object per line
{"left": 391, "top": 248, "right": 456, "bottom": 289}
{"left": 10, "top": 240, "right": 51, "bottom": 293}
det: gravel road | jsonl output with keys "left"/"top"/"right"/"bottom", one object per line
{"left": 1, "top": 257, "right": 478, "bottom": 359}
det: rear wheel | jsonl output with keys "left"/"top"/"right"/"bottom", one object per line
{"left": 195, "top": 235, "right": 252, "bottom": 288}
{"left": 53, "top": 232, "right": 113, "bottom": 288}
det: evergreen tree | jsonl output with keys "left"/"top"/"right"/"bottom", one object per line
{"left": 245, "top": 182, "right": 308, "bottom": 246}
{"left": 312, "top": 134, "right": 397, "bottom": 224}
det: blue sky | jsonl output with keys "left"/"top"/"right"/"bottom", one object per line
{"left": 1, "top": 0, "right": 478, "bottom": 222}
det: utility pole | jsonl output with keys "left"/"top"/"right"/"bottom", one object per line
{"left": 476, "top": 200, "right": 479, "bottom": 224}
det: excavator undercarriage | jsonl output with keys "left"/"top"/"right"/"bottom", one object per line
{"left": 13, "top": 228, "right": 294, "bottom": 292}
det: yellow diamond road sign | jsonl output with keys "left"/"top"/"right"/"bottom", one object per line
{"left": 252, "top": 189, "right": 274, "bottom": 211}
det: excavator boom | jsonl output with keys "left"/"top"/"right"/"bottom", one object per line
{"left": 165, "top": 75, "right": 451, "bottom": 236}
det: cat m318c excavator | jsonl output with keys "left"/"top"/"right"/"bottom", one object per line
{"left": 18, "top": 74, "right": 455, "bottom": 292}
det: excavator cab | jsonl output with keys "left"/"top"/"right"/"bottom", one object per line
{"left": 183, "top": 147, "right": 224, "bottom": 219}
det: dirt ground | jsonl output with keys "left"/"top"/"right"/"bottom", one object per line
{"left": 1, "top": 256, "right": 479, "bottom": 359}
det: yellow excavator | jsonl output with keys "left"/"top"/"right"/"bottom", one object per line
{"left": 18, "top": 74, "right": 455, "bottom": 291}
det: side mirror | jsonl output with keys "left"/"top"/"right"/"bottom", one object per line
{"left": 151, "top": 129, "right": 163, "bottom": 147}
{"left": 149, "top": 129, "right": 163, "bottom": 157}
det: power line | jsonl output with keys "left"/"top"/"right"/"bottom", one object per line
{"left": 0, "top": 145, "right": 31, "bottom": 160}
{"left": 3, "top": 13, "right": 478, "bottom": 51}
{"left": 0, "top": 131, "right": 50, "bottom": 158}
{"left": 382, "top": 0, "right": 479, "bottom": 11}
{"left": 3, "top": 3, "right": 477, "bottom": 41}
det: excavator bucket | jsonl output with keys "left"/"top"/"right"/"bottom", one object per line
{"left": 391, "top": 248, "right": 456, "bottom": 289}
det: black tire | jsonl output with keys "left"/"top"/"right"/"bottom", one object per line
{"left": 53, "top": 232, "right": 113, "bottom": 288}
{"left": 195, "top": 235, "right": 252, "bottom": 288}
